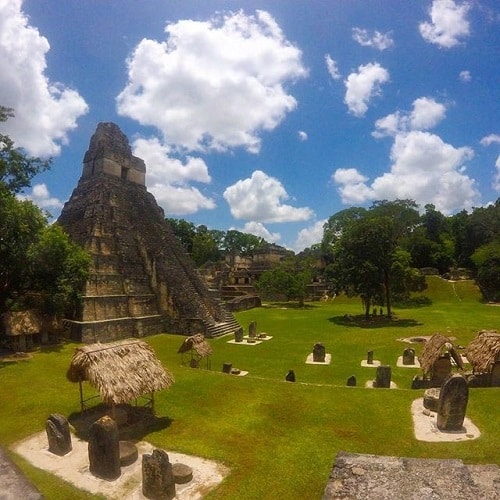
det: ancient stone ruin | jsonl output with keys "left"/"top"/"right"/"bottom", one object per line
{"left": 88, "top": 416, "right": 121, "bottom": 480}
{"left": 374, "top": 365, "right": 391, "bottom": 388}
{"left": 313, "top": 343, "right": 326, "bottom": 363}
{"left": 142, "top": 449, "right": 176, "bottom": 499}
{"left": 58, "top": 123, "right": 240, "bottom": 342}
{"left": 437, "top": 374, "right": 469, "bottom": 431}
{"left": 46, "top": 414, "right": 72, "bottom": 456}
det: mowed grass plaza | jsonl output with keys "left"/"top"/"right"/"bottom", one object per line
{"left": 1, "top": 277, "right": 499, "bottom": 499}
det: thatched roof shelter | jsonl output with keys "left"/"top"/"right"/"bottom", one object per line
{"left": 177, "top": 333, "right": 212, "bottom": 356}
{"left": 465, "top": 330, "right": 500, "bottom": 373}
{"left": 419, "top": 333, "right": 463, "bottom": 377}
{"left": 67, "top": 339, "right": 174, "bottom": 410}
{"left": 178, "top": 333, "right": 212, "bottom": 368}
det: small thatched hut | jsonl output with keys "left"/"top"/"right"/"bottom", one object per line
{"left": 177, "top": 333, "right": 212, "bottom": 368}
{"left": 465, "top": 330, "right": 500, "bottom": 386}
{"left": 419, "top": 334, "right": 463, "bottom": 386}
{"left": 67, "top": 339, "right": 174, "bottom": 413}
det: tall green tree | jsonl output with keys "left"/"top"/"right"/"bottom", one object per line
{"left": 28, "top": 224, "right": 91, "bottom": 316}
{"left": 0, "top": 106, "right": 50, "bottom": 196}
{"left": 471, "top": 241, "right": 500, "bottom": 302}
{"left": 323, "top": 200, "right": 425, "bottom": 318}
{"left": 256, "top": 255, "right": 314, "bottom": 307}
{"left": 0, "top": 107, "right": 90, "bottom": 316}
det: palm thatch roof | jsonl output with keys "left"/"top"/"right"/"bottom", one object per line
{"left": 67, "top": 339, "right": 174, "bottom": 406}
{"left": 419, "top": 333, "right": 463, "bottom": 376}
{"left": 177, "top": 333, "right": 212, "bottom": 357}
{"left": 465, "top": 330, "right": 500, "bottom": 373}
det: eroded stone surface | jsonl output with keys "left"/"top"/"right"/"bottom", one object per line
{"left": 323, "top": 452, "right": 500, "bottom": 499}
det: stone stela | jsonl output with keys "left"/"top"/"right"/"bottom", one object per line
{"left": 437, "top": 374, "right": 469, "bottom": 431}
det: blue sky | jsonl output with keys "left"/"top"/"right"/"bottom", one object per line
{"left": 1, "top": 0, "right": 499, "bottom": 251}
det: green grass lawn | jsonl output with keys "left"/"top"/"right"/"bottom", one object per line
{"left": 1, "top": 276, "right": 498, "bottom": 499}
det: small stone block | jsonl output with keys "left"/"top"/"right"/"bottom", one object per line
{"left": 172, "top": 463, "right": 193, "bottom": 484}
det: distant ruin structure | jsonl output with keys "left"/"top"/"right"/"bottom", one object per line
{"left": 58, "top": 122, "right": 240, "bottom": 342}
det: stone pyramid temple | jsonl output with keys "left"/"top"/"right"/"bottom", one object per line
{"left": 58, "top": 122, "right": 240, "bottom": 343}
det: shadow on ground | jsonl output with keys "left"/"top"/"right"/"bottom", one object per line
{"left": 68, "top": 403, "right": 173, "bottom": 441}
{"left": 329, "top": 314, "right": 422, "bottom": 328}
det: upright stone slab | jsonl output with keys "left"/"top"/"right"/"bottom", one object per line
{"left": 375, "top": 365, "right": 391, "bottom": 388}
{"left": 142, "top": 449, "right": 176, "bottom": 499}
{"left": 313, "top": 343, "right": 326, "bottom": 362}
{"left": 46, "top": 414, "right": 72, "bottom": 456}
{"left": 402, "top": 348, "right": 415, "bottom": 365}
{"left": 88, "top": 416, "right": 120, "bottom": 480}
{"left": 367, "top": 350, "right": 374, "bottom": 364}
{"left": 285, "top": 370, "right": 296, "bottom": 382}
{"left": 346, "top": 375, "right": 357, "bottom": 387}
{"left": 437, "top": 374, "right": 469, "bottom": 431}
{"left": 222, "top": 362, "right": 232, "bottom": 374}
{"left": 248, "top": 321, "right": 257, "bottom": 338}
{"left": 234, "top": 328, "right": 244, "bottom": 343}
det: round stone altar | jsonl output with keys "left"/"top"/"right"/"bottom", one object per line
{"left": 119, "top": 441, "right": 138, "bottom": 466}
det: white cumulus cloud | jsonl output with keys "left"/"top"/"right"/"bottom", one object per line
{"left": 132, "top": 137, "right": 215, "bottom": 215}
{"left": 116, "top": 10, "right": 307, "bottom": 154}
{"left": 344, "top": 62, "right": 389, "bottom": 117}
{"left": 325, "top": 54, "right": 341, "bottom": 80}
{"left": 0, "top": 0, "right": 88, "bottom": 157}
{"left": 373, "top": 97, "right": 446, "bottom": 138}
{"left": 223, "top": 170, "right": 314, "bottom": 223}
{"left": 17, "top": 183, "right": 63, "bottom": 213}
{"left": 238, "top": 221, "right": 281, "bottom": 243}
{"left": 298, "top": 130, "right": 308, "bottom": 141}
{"left": 294, "top": 219, "right": 327, "bottom": 252}
{"left": 419, "top": 0, "right": 471, "bottom": 48}
{"left": 480, "top": 134, "right": 500, "bottom": 147}
{"left": 333, "top": 131, "right": 479, "bottom": 214}
{"left": 352, "top": 28, "right": 394, "bottom": 50}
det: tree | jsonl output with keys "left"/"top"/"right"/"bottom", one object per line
{"left": 0, "top": 195, "right": 46, "bottom": 312}
{"left": 0, "top": 108, "right": 90, "bottom": 317}
{"left": 28, "top": 224, "right": 91, "bottom": 316}
{"left": 192, "top": 227, "right": 222, "bottom": 266}
{"left": 166, "top": 218, "right": 197, "bottom": 254}
{"left": 471, "top": 241, "right": 500, "bottom": 302}
{"left": 0, "top": 106, "right": 50, "bottom": 196}
{"left": 223, "top": 230, "right": 263, "bottom": 264}
{"left": 256, "top": 255, "right": 314, "bottom": 307}
{"left": 323, "top": 200, "right": 426, "bottom": 318}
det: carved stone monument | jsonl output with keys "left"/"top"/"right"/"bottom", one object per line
{"left": 437, "top": 374, "right": 469, "bottom": 431}
{"left": 402, "top": 348, "right": 415, "bottom": 365}
{"left": 346, "top": 375, "right": 357, "bottom": 387}
{"left": 234, "top": 328, "right": 244, "bottom": 343}
{"left": 88, "top": 416, "right": 120, "bottom": 480}
{"left": 375, "top": 365, "right": 391, "bottom": 388}
{"left": 142, "top": 449, "right": 176, "bottom": 499}
{"left": 313, "top": 343, "right": 326, "bottom": 362}
{"left": 222, "top": 362, "right": 232, "bottom": 374}
{"left": 248, "top": 321, "right": 257, "bottom": 338}
{"left": 46, "top": 414, "right": 72, "bottom": 456}
{"left": 285, "top": 370, "right": 296, "bottom": 382}
{"left": 367, "top": 350, "right": 374, "bottom": 365}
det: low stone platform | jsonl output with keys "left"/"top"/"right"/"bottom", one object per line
{"left": 396, "top": 355, "right": 421, "bottom": 368}
{"left": 305, "top": 353, "right": 332, "bottom": 365}
{"left": 13, "top": 432, "right": 229, "bottom": 499}
{"left": 323, "top": 452, "right": 500, "bottom": 499}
